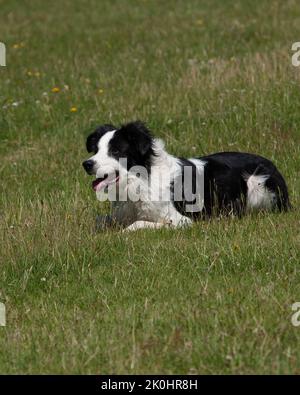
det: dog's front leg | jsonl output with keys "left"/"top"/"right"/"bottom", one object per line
{"left": 124, "top": 215, "right": 193, "bottom": 231}
{"left": 124, "top": 221, "right": 169, "bottom": 232}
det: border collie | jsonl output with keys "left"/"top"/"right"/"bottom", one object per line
{"left": 82, "top": 121, "right": 290, "bottom": 231}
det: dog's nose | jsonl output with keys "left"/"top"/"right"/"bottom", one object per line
{"left": 82, "top": 160, "right": 95, "bottom": 174}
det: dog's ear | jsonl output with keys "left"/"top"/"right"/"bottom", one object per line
{"left": 86, "top": 124, "right": 116, "bottom": 153}
{"left": 119, "top": 121, "right": 153, "bottom": 156}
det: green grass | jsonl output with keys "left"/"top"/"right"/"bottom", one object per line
{"left": 1, "top": 0, "right": 300, "bottom": 374}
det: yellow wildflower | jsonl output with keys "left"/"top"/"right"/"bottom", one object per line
{"left": 13, "top": 42, "right": 25, "bottom": 49}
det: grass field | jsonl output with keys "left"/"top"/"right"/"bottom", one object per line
{"left": 1, "top": 0, "right": 300, "bottom": 374}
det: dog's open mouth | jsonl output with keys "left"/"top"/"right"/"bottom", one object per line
{"left": 92, "top": 171, "right": 120, "bottom": 192}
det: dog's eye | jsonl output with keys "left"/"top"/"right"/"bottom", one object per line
{"left": 111, "top": 149, "right": 119, "bottom": 156}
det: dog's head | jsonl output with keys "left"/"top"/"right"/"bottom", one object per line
{"left": 82, "top": 121, "right": 155, "bottom": 193}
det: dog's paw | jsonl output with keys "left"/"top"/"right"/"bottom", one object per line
{"left": 123, "top": 221, "right": 167, "bottom": 232}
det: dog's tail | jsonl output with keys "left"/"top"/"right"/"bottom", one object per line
{"left": 243, "top": 164, "right": 291, "bottom": 212}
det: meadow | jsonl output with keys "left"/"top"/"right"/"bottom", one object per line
{"left": 0, "top": 0, "right": 300, "bottom": 374}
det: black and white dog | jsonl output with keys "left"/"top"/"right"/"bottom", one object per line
{"left": 83, "top": 121, "right": 290, "bottom": 231}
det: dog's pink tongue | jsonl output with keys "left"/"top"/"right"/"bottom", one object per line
{"left": 92, "top": 175, "right": 119, "bottom": 192}
{"left": 92, "top": 179, "right": 104, "bottom": 191}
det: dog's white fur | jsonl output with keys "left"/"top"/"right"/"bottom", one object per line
{"left": 244, "top": 174, "right": 276, "bottom": 210}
